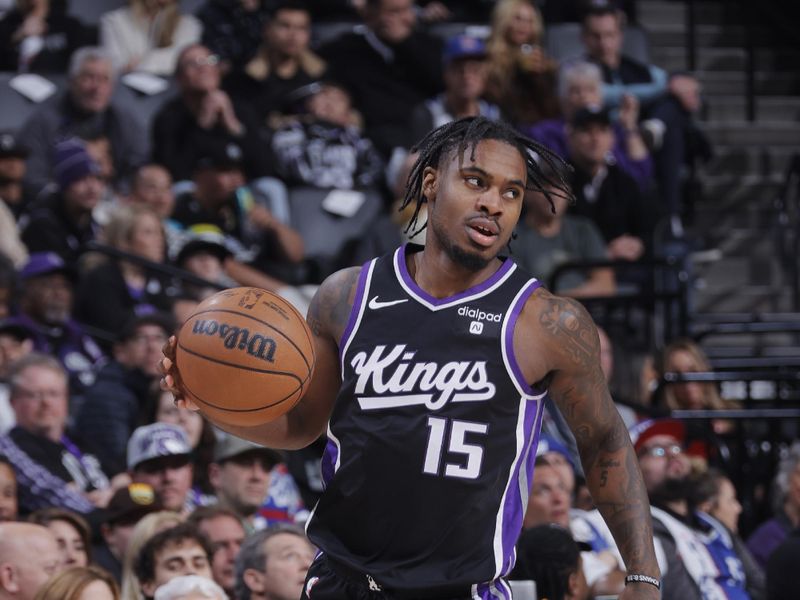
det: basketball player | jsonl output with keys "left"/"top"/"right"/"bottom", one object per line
{"left": 162, "top": 117, "right": 660, "bottom": 599}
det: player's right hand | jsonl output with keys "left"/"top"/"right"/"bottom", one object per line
{"left": 160, "top": 336, "right": 199, "bottom": 412}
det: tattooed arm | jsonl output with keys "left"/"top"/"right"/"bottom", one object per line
{"left": 520, "top": 290, "right": 660, "bottom": 599}
{"left": 161, "top": 267, "right": 361, "bottom": 450}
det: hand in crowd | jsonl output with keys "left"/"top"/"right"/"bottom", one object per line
{"left": 197, "top": 91, "right": 243, "bottom": 135}
{"left": 669, "top": 74, "right": 702, "bottom": 114}
{"left": 607, "top": 234, "right": 645, "bottom": 261}
{"left": 518, "top": 44, "right": 549, "bottom": 74}
{"left": 248, "top": 204, "right": 278, "bottom": 232}
{"left": 618, "top": 94, "right": 641, "bottom": 132}
{"left": 420, "top": 1, "right": 452, "bottom": 23}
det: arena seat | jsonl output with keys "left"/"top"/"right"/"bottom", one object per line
{"left": 0, "top": 72, "right": 67, "bottom": 133}
{"left": 288, "top": 186, "right": 383, "bottom": 277}
{"left": 544, "top": 22, "right": 651, "bottom": 64}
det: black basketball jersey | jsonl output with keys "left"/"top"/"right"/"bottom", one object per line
{"left": 306, "top": 244, "right": 549, "bottom": 596}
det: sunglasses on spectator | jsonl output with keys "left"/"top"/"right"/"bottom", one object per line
{"left": 639, "top": 444, "right": 684, "bottom": 459}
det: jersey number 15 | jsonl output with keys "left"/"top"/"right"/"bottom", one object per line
{"left": 423, "top": 416, "right": 488, "bottom": 480}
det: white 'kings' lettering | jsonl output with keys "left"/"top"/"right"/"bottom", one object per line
{"left": 351, "top": 345, "right": 496, "bottom": 410}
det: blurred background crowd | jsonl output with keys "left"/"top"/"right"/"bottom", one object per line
{"left": 0, "top": 0, "right": 798, "bottom": 598}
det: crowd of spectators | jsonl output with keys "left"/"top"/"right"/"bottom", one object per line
{"left": 0, "top": 0, "right": 795, "bottom": 599}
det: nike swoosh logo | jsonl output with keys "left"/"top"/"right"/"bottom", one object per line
{"left": 368, "top": 296, "right": 409, "bottom": 310}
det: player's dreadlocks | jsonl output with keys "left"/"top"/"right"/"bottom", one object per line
{"left": 400, "top": 116, "right": 573, "bottom": 237}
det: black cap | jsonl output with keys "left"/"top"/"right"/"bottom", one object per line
{"left": 0, "top": 131, "right": 29, "bottom": 159}
{"left": 0, "top": 318, "right": 34, "bottom": 341}
{"left": 193, "top": 140, "right": 244, "bottom": 172}
{"left": 102, "top": 483, "right": 163, "bottom": 525}
{"left": 570, "top": 105, "right": 612, "bottom": 129}
{"left": 117, "top": 312, "right": 175, "bottom": 344}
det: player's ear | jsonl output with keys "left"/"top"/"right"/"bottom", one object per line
{"left": 421, "top": 166, "right": 438, "bottom": 201}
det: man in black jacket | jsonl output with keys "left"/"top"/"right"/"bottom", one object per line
{"left": 76, "top": 314, "right": 173, "bottom": 477}
{"left": 318, "top": 0, "right": 443, "bottom": 156}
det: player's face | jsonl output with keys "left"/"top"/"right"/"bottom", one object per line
{"left": 424, "top": 139, "right": 526, "bottom": 272}
{"left": 710, "top": 478, "right": 741, "bottom": 533}
{"left": 196, "top": 515, "right": 245, "bottom": 593}
{"left": 260, "top": 533, "right": 316, "bottom": 600}
{"left": 524, "top": 465, "right": 571, "bottom": 528}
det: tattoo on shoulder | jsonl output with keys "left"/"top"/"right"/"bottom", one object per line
{"left": 307, "top": 268, "right": 360, "bottom": 338}
{"left": 539, "top": 294, "right": 598, "bottom": 367}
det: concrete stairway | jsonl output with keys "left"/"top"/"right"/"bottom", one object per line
{"left": 638, "top": 0, "right": 800, "bottom": 322}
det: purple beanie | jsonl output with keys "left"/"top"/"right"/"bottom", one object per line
{"left": 53, "top": 138, "right": 100, "bottom": 190}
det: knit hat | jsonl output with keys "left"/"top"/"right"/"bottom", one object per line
{"left": 53, "top": 138, "right": 100, "bottom": 190}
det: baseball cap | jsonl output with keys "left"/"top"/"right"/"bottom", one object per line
{"left": 0, "top": 131, "right": 29, "bottom": 159}
{"left": 19, "top": 252, "right": 76, "bottom": 281}
{"left": 128, "top": 423, "right": 192, "bottom": 471}
{"left": 569, "top": 105, "right": 612, "bottom": 129}
{"left": 171, "top": 224, "right": 236, "bottom": 266}
{"left": 192, "top": 140, "right": 244, "bottom": 172}
{"left": 536, "top": 435, "right": 576, "bottom": 470}
{"left": 102, "top": 483, "right": 163, "bottom": 525}
{"left": 442, "top": 34, "right": 487, "bottom": 66}
{"left": 628, "top": 418, "right": 686, "bottom": 454}
{"left": 117, "top": 312, "right": 175, "bottom": 344}
{"left": 213, "top": 433, "right": 283, "bottom": 467}
{"left": 0, "top": 317, "right": 34, "bottom": 341}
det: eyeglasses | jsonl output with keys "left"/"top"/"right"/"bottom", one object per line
{"left": 182, "top": 54, "right": 219, "bottom": 69}
{"left": 639, "top": 444, "right": 684, "bottom": 459}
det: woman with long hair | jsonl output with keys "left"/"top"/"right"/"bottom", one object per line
{"left": 34, "top": 565, "right": 119, "bottom": 600}
{"left": 74, "top": 203, "right": 173, "bottom": 345}
{"left": 28, "top": 508, "right": 92, "bottom": 569}
{"left": 484, "top": 0, "right": 560, "bottom": 128}
{"left": 100, "top": 0, "right": 202, "bottom": 75}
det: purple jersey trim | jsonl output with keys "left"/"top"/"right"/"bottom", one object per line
{"left": 503, "top": 279, "right": 544, "bottom": 395}
{"left": 337, "top": 260, "right": 374, "bottom": 368}
{"left": 320, "top": 437, "right": 338, "bottom": 488}
{"left": 395, "top": 244, "right": 516, "bottom": 307}
{"left": 476, "top": 579, "right": 512, "bottom": 599}
{"left": 499, "top": 399, "right": 545, "bottom": 575}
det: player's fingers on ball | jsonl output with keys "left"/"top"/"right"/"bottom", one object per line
{"left": 162, "top": 336, "right": 177, "bottom": 359}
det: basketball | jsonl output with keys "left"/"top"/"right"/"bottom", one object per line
{"left": 175, "top": 287, "right": 315, "bottom": 426}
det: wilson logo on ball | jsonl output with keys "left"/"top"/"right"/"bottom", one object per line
{"left": 192, "top": 319, "right": 277, "bottom": 363}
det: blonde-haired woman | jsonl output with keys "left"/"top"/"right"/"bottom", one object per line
{"left": 120, "top": 511, "right": 185, "bottom": 600}
{"left": 74, "top": 203, "right": 172, "bottom": 341}
{"left": 484, "top": 0, "right": 560, "bottom": 128}
{"left": 100, "top": 0, "right": 202, "bottom": 75}
{"left": 657, "top": 338, "right": 728, "bottom": 412}
{"left": 34, "top": 566, "right": 120, "bottom": 600}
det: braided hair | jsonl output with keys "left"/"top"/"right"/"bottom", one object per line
{"left": 400, "top": 116, "right": 573, "bottom": 238}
